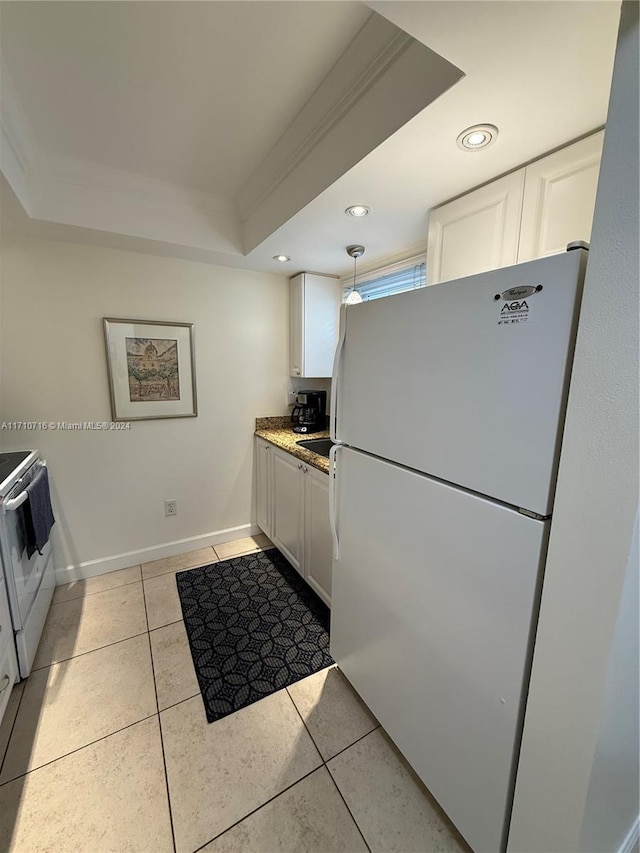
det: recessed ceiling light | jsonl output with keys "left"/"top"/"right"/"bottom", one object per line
{"left": 273, "top": 254, "right": 290, "bottom": 262}
{"left": 456, "top": 124, "right": 499, "bottom": 151}
{"left": 345, "top": 205, "right": 370, "bottom": 217}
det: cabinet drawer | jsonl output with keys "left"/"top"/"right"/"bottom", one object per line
{"left": 0, "top": 640, "right": 19, "bottom": 728}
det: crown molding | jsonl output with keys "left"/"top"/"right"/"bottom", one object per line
{"left": 238, "top": 12, "right": 463, "bottom": 254}
{"left": 1, "top": 16, "right": 461, "bottom": 268}
{"left": 236, "top": 14, "right": 412, "bottom": 223}
{"left": 0, "top": 58, "right": 38, "bottom": 209}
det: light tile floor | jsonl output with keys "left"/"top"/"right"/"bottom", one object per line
{"left": 0, "top": 536, "right": 470, "bottom": 853}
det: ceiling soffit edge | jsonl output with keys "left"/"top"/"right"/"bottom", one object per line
{"left": 0, "top": 58, "right": 38, "bottom": 209}
{"left": 0, "top": 69, "right": 243, "bottom": 256}
{"left": 235, "top": 13, "right": 411, "bottom": 221}
{"left": 34, "top": 152, "right": 237, "bottom": 220}
{"left": 237, "top": 13, "right": 463, "bottom": 254}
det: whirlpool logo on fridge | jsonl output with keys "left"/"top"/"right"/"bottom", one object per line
{"left": 495, "top": 283, "right": 541, "bottom": 325}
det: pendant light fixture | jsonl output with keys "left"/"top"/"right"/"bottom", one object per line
{"left": 345, "top": 245, "right": 364, "bottom": 304}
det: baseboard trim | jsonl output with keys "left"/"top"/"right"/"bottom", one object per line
{"left": 55, "top": 523, "right": 261, "bottom": 584}
{"left": 619, "top": 817, "right": 640, "bottom": 853}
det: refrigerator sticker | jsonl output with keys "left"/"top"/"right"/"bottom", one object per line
{"left": 498, "top": 299, "right": 531, "bottom": 326}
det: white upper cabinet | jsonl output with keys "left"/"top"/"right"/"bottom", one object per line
{"left": 426, "top": 171, "right": 525, "bottom": 285}
{"left": 427, "top": 132, "right": 604, "bottom": 284}
{"left": 289, "top": 273, "right": 340, "bottom": 378}
{"left": 517, "top": 131, "right": 604, "bottom": 262}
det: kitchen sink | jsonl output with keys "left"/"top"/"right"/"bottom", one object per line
{"left": 296, "top": 438, "right": 334, "bottom": 458}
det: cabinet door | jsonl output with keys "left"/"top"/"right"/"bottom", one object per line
{"left": 302, "top": 274, "right": 340, "bottom": 378}
{"left": 303, "top": 466, "right": 332, "bottom": 606}
{"left": 289, "top": 274, "right": 304, "bottom": 377}
{"left": 517, "top": 131, "right": 604, "bottom": 262}
{"left": 289, "top": 273, "right": 340, "bottom": 378}
{"left": 271, "top": 448, "right": 303, "bottom": 574}
{"left": 255, "top": 438, "right": 272, "bottom": 538}
{"left": 426, "top": 170, "right": 525, "bottom": 285}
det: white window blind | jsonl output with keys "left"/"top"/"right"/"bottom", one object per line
{"left": 342, "top": 256, "right": 426, "bottom": 302}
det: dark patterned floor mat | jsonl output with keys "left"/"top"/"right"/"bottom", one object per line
{"left": 176, "top": 548, "right": 334, "bottom": 722}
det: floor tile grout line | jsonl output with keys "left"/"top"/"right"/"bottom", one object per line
{"left": 284, "top": 686, "right": 325, "bottom": 765}
{"left": 141, "top": 550, "right": 220, "bottom": 583}
{"left": 154, "top": 690, "right": 198, "bottom": 716}
{"left": 0, "top": 683, "right": 27, "bottom": 780}
{"left": 139, "top": 573, "right": 152, "bottom": 670}
{"left": 323, "top": 723, "right": 382, "bottom": 764}
{"left": 285, "top": 685, "right": 374, "bottom": 853}
{"left": 143, "top": 564, "right": 214, "bottom": 584}
{"left": 157, "top": 690, "right": 200, "bottom": 714}
{"left": 148, "top": 617, "right": 183, "bottom": 633}
{"left": 326, "top": 764, "right": 373, "bottom": 853}
{"left": 143, "top": 568, "right": 213, "bottom": 588}
{"left": 50, "top": 575, "right": 143, "bottom": 605}
{"left": 148, "top": 619, "right": 189, "bottom": 637}
{"left": 30, "top": 629, "right": 150, "bottom": 674}
{"left": 189, "top": 765, "right": 323, "bottom": 853}
{"left": 284, "top": 682, "right": 381, "bottom": 767}
{"left": 142, "top": 571, "right": 178, "bottom": 853}
{"left": 0, "top": 711, "right": 160, "bottom": 788}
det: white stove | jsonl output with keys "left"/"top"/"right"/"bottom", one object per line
{"left": 0, "top": 450, "right": 56, "bottom": 677}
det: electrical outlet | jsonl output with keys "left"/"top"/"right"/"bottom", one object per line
{"left": 165, "top": 499, "right": 177, "bottom": 517}
{"left": 287, "top": 390, "right": 297, "bottom": 406}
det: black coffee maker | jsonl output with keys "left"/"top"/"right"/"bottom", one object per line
{"left": 291, "top": 390, "right": 327, "bottom": 434}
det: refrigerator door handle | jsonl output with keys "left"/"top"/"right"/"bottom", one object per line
{"left": 330, "top": 304, "right": 347, "bottom": 444}
{"left": 329, "top": 443, "right": 342, "bottom": 560}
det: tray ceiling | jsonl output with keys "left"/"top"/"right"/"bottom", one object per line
{"left": 0, "top": 1, "right": 620, "bottom": 276}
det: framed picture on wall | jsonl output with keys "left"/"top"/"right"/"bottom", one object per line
{"left": 103, "top": 318, "right": 197, "bottom": 421}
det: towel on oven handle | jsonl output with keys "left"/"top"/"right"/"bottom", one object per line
{"left": 24, "top": 466, "right": 55, "bottom": 558}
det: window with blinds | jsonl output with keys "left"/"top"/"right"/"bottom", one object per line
{"left": 342, "top": 256, "right": 426, "bottom": 302}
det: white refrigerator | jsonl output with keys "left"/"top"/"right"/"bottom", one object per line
{"left": 329, "top": 249, "right": 588, "bottom": 853}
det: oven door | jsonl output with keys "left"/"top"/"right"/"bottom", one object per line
{"left": 0, "top": 463, "right": 52, "bottom": 631}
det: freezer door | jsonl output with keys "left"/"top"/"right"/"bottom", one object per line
{"left": 336, "top": 249, "right": 586, "bottom": 516}
{"left": 331, "top": 448, "right": 548, "bottom": 853}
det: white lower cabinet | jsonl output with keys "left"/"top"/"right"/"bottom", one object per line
{"left": 255, "top": 437, "right": 273, "bottom": 539}
{"left": 303, "top": 465, "right": 333, "bottom": 606}
{"left": 255, "top": 438, "right": 332, "bottom": 606}
{"left": 272, "top": 446, "right": 304, "bottom": 573}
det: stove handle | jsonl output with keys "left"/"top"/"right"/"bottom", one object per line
{"left": 2, "top": 460, "right": 47, "bottom": 513}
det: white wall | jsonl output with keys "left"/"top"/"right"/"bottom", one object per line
{"left": 0, "top": 234, "right": 289, "bottom": 578}
{"left": 508, "top": 3, "right": 639, "bottom": 851}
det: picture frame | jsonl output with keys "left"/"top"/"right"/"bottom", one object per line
{"left": 103, "top": 318, "right": 197, "bottom": 421}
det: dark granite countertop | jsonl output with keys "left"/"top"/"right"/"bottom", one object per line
{"left": 255, "top": 417, "right": 330, "bottom": 474}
